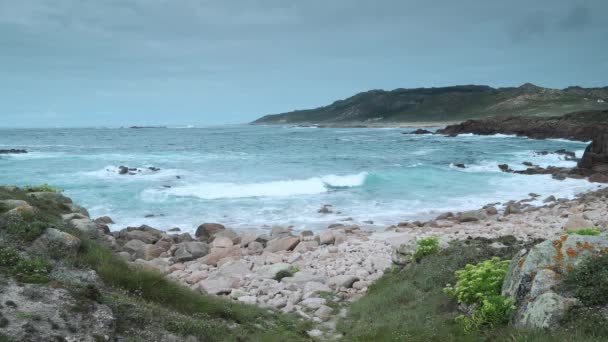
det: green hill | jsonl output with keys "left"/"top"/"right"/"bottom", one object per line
{"left": 251, "top": 84, "right": 608, "bottom": 125}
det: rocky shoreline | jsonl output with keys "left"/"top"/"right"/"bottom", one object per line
{"left": 48, "top": 173, "right": 604, "bottom": 327}
{"left": 437, "top": 109, "right": 608, "bottom": 141}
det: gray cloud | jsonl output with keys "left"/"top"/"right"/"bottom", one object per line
{"left": 0, "top": 0, "right": 606, "bottom": 127}
{"left": 558, "top": 5, "right": 591, "bottom": 31}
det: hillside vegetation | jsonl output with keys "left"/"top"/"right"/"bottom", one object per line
{"left": 252, "top": 84, "right": 608, "bottom": 125}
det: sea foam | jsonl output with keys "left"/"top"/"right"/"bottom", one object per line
{"left": 143, "top": 172, "right": 368, "bottom": 200}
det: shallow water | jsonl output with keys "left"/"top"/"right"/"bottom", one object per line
{"left": 0, "top": 125, "right": 599, "bottom": 233}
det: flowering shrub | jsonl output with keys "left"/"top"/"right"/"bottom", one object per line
{"left": 413, "top": 236, "right": 439, "bottom": 259}
{"left": 444, "top": 257, "right": 515, "bottom": 332}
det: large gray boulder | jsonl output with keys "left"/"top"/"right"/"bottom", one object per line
{"left": 264, "top": 236, "right": 300, "bottom": 253}
{"left": 173, "top": 241, "right": 210, "bottom": 262}
{"left": 32, "top": 228, "right": 81, "bottom": 257}
{"left": 195, "top": 223, "right": 225, "bottom": 241}
{"left": 502, "top": 233, "right": 608, "bottom": 329}
{"left": 458, "top": 209, "right": 488, "bottom": 223}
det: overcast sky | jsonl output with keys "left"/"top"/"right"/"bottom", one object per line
{"left": 1, "top": 0, "right": 607, "bottom": 127}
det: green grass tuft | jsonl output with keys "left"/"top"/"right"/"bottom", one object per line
{"left": 274, "top": 266, "right": 299, "bottom": 281}
{"left": 564, "top": 228, "right": 602, "bottom": 236}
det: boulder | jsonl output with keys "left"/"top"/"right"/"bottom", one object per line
{"left": 6, "top": 202, "right": 35, "bottom": 216}
{"left": 282, "top": 271, "right": 326, "bottom": 286}
{"left": 123, "top": 239, "right": 147, "bottom": 255}
{"left": 32, "top": 228, "right": 81, "bottom": 256}
{"left": 69, "top": 218, "right": 99, "bottom": 234}
{"left": 125, "top": 230, "right": 160, "bottom": 244}
{"left": 255, "top": 263, "right": 291, "bottom": 279}
{"left": 328, "top": 275, "right": 359, "bottom": 289}
{"left": 198, "top": 275, "right": 237, "bottom": 295}
{"left": 563, "top": 215, "right": 594, "bottom": 230}
{"left": 517, "top": 292, "right": 579, "bottom": 329}
{"left": 503, "top": 233, "right": 608, "bottom": 329}
{"left": 504, "top": 204, "right": 522, "bottom": 216}
{"left": 214, "top": 228, "right": 240, "bottom": 244}
{"left": 218, "top": 260, "right": 251, "bottom": 279}
{"left": 270, "top": 226, "right": 292, "bottom": 239}
{"left": 303, "top": 281, "right": 332, "bottom": 298}
{"left": 319, "top": 231, "right": 335, "bottom": 245}
{"left": 94, "top": 216, "right": 114, "bottom": 224}
{"left": 0, "top": 199, "right": 29, "bottom": 211}
{"left": 199, "top": 246, "right": 241, "bottom": 266}
{"left": 459, "top": 209, "right": 487, "bottom": 223}
{"left": 589, "top": 173, "right": 608, "bottom": 183}
{"left": 543, "top": 195, "right": 557, "bottom": 203}
{"left": 293, "top": 240, "right": 319, "bottom": 252}
{"left": 238, "top": 296, "right": 258, "bottom": 305}
{"left": 246, "top": 241, "right": 264, "bottom": 254}
{"left": 195, "top": 223, "right": 225, "bottom": 241}
{"left": 135, "top": 244, "right": 165, "bottom": 261}
{"left": 265, "top": 236, "right": 300, "bottom": 253}
{"left": 238, "top": 231, "right": 258, "bottom": 247}
{"left": 212, "top": 236, "right": 234, "bottom": 248}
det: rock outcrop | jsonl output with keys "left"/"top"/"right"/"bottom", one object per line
{"left": 502, "top": 233, "right": 608, "bottom": 329}
{"left": 578, "top": 133, "right": 608, "bottom": 171}
{"left": 438, "top": 110, "right": 608, "bottom": 142}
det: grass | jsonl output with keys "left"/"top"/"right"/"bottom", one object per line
{"left": 337, "top": 237, "right": 608, "bottom": 341}
{"left": 564, "top": 228, "right": 602, "bottom": 236}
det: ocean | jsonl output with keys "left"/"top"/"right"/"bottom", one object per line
{"left": 0, "top": 125, "right": 600, "bottom": 233}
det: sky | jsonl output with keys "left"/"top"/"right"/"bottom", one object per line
{"left": 1, "top": 0, "right": 607, "bottom": 128}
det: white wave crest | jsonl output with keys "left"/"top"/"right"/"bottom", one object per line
{"left": 142, "top": 172, "right": 368, "bottom": 200}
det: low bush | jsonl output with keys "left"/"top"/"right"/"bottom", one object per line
{"left": 24, "top": 184, "right": 63, "bottom": 193}
{"left": 413, "top": 236, "right": 439, "bottom": 259}
{"left": 564, "top": 228, "right": 602, "bottom": 236}
{"left": 12, "top": 257, "right": 52, "bottom": 283}
{"left": 4, "top": 214, "right": 47, "bottom": 242}
{"left": 444, "top": 257, "right": 514, "bottom": 332}
{"left": 562, "top": 254, "right": 608, "bottom": 306}
{"left": 0, "top": 246, "right": 20, "bottom": 267}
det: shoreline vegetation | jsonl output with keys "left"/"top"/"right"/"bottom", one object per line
{"left": 2, "top": 116, "right": 608, "bottom": 341}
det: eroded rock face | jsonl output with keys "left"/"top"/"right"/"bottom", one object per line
{"left": 502, "top": 233, "right": 608, "bottom": 329}
{"left": 578, "top": 133, "right": 608, "bottom": 171}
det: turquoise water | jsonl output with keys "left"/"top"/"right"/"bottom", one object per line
{"left": 0, "top": 126, "right": 598, "bottom": 233}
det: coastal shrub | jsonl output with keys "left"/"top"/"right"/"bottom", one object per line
{"left": 4, "top": 214, "right": 47, "bottom": 242}
{"left": 562, "top": 254, "right": 608, "bottom": 306}
{"left": 274, "top": 266, "right": 299, "bottom": 281}
{"left": 24, "top": 184, "right": 63, "bottom": 193}
{"left": 0, "top": 246, "right": 21, "bottom": 267}
{"left": 444, "top": 257, "right": 514, "bottom": 332}
{"left": 564, "top": 228, "right": 602, "bottom": 236}
{"left": 413, "top": 236, "right": 440, "bottom": 259}
{"left": 12, "top": 257, "right": 52, "bottom": 283}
